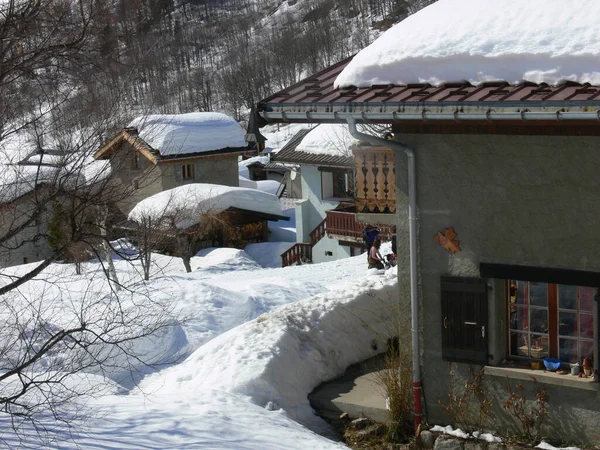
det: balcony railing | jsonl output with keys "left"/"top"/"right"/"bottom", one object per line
{"left": 326, "top": 203, "right": 395, "bottom": 242}
{"left": 353, "top": 145, "right": 396, "bottom": 214}
{"left": 281, "top": 243, "right": 312, "bottom": 267}
{"left": 326, "top": 207, "right": 363, "bottom": 241}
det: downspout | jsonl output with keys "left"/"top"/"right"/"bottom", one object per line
{"left": 345, "top": 116, "right": 422, "bottom": 431}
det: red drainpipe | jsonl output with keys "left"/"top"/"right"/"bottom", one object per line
{"left": 413, "top": 381, "right": 422, "bottom": 432}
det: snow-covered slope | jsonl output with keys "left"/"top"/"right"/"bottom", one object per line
{"left": 0, "top": 244, "right": 397, "bottom": 449}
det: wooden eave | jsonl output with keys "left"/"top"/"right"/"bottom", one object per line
{"left": 157, "top": 149, "right": 248, "bottom": 165}
{"left": 94, "top": 130, "right": 159, "bottom": 165}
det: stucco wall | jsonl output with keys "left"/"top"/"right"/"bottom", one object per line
{"left": 392, "top": 133, "right": 600, "bottom": 444}
{"left": 0, "top": 196, "right": 52, "bottom": 268}
{"left": 109, "top": 144, "right": 163, "bottom": 216}
{"left": 295, "top": 166, "right": 339, "bottom": 243}
{"left": 110, "top": 146, "right": 240, "bottom": 216}
{"left": 160, "top": 155, "right": 239, "bottom": 190}
{"left": 312, "top": 236, "right": 352, "bottom": 264}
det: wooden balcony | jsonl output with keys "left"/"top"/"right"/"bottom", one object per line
{"left": 353, "top": 145, "right": 395, "bottom": 214}
{"left": 326, "top": 204, "right": 363, "bottom": 241}
{"left": 326, "top": 203, "right": 394, "bottom": 242}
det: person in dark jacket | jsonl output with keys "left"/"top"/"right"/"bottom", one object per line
{"left": 362, "top": 224, "right": 379, "bottom": 260}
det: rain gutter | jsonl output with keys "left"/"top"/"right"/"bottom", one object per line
{"left": 259, "top": 110, "right": 600, "bottom": 123}
{"left": 344, "top": 115, "right": 422, "bottom": 432}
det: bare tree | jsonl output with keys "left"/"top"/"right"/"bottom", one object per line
{"left": 128, "top": 186, "right": 228, "bottom": 277}
{"left": 0, "top": 1, "right": 181, "bottom": 444}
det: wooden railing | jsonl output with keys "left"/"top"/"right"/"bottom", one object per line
{"left": 326, "top": 209, "right": 363, "bottom": 240}
{"left": 281, "top": 243, "right": 312, "bottom": 267}
{"left": 309, "top": 218, "right": 327, "bottom": 246}
{"left": 353, "top": 145, "right": 396, "bottom": 214}
{"left": 326, "top": 206, "right": 395, "bottom": 241}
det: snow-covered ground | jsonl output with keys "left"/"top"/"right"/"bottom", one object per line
{"left": 0, "top": 234, "right": 397, "bottom": 448}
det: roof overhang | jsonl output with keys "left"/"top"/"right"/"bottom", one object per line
{"left": 227, "top": 206, "right": 290, "bottom": 222}
{"left": 258, "top": 106, "right": 600, "bottom": 125}
{"left": 257, "top": 55, "right": 600, "bottom": 127}
{"left": 94, "top": 129, "right": 159, "bottom": 164}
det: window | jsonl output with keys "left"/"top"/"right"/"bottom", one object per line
{"left": 134, "top": 179, "right": 139, "bottom": 190}
{"left": 321, "top": 168, "right": 354, "bottom": 199}
{"left": 182, "top": 164, "right": 195, "bottom": 180}
{"left": 508, "top": 280, "right": 594, "bottom": 363}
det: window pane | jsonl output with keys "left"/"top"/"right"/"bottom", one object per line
{"left": 559, "top": 338, "right": 578, "bottom": 363}
{"left": 558, "top": 284, "right": 577, "bottom": 310}
{"left": 530, "top": 309, "right": 548, "bottom": 333}
{"left": 513, "top": 332, "right": 529, "bottom": 357}
{"left": 530, "top": 282, "right": 548, "bottom": 307}
{"left": 559, "top": 312, "right": 578, "bottom": 337}
{"left": 580, "top": 313, "right": 594, "bottom": 339}
{"left": 511, "top": 306, "right": 528, "bottom": 331}
{"left": 580, "top": 340, "right": 594, "bottom": 361}
{"left": 580, "top": 287, "right": 594, "bottom": 312}
{"left": 530, "top": 335, "right": 548, "bottom": 359}
{"left": 515, "top": 281, "right": 528, "bottom": 305}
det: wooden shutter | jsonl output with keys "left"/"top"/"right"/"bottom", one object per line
{"left": 175, "top": 165, "right": 183, "bottom": 182}
{"left": 441, "top": 276, "right": 488, "bottom": 364}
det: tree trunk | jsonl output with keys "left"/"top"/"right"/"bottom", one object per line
{"left": 98, "top": 207, "right": 121, "bottom": 290}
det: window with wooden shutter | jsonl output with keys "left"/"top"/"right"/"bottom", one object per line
{"left": 441, "top": 276, "right": 488, "bottom": 364}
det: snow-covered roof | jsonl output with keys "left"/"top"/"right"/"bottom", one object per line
{"left": 238, "top": 155, "right": 269, "bottom": 168}
{"left": 272, "top": 125, "right": 354, "bottom": 168}
{"left": 128, "top": 183, "right": 285, "bottom": 229}
{"left": 335, "top": 0, "right": 600, "bottom": 88}
{"left": 294, "top": 124, "right": 356, "bottom": 156}
{"left": 128, "top": 113, "right": 247, "bottom": 156}
{"left": 259, "top": 123, "right": 313, "bottom": 153}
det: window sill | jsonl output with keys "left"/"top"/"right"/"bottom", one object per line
{"left": 484, "top": 365, "right": 599, "bottom": 391}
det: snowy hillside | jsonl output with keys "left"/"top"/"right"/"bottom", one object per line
{"left": 0, "top": 242, "right": 398, "bottom": 448}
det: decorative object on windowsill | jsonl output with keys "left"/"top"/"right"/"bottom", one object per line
{"left": 531, "top": 361, "right": 543, "bottom": 370}
{"left": 570, "top": 362, "right": 580, "bottom": 376}
{"left": 434, "top": 227, "right": 461, "bottom": 253}
{"left": 543, "top": 357, "right": 561, "bottom": 372}
{"left": 583, "top": 357, "right": 593, "bottom": 376}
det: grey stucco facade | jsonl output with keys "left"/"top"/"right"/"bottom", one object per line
{"left": 0, "top": 198, "right": 52, "bottom": 268}
{"left": 295, "top": 165, "right": 353, "bottom": 264}
{"left": 108, "top": 141, "right": 240, "bottom": 216}
{"left": 393, "top": 132, "right": 600, "bottom": 444}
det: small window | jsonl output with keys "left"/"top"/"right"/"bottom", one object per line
{"left": 321, "top": 168, "right": 354, "bottom": 199}
{"left": 182, "top": 164, "right": 195, "bottom": 180}
{"left": 132, "top": 151, "right": 140, "bottom": 170}
{"left": 23, "top": 257, "right": 29, "bottom": 264}
{"left": 134, "top": 180, "right": 139, "bottom": 190}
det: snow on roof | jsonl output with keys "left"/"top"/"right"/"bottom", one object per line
{"left": 128, "top": 183, "right": 284, "bottom": 229}
{"left": 260, "top": 123, "right": 313, "bottom": 153}
{"left": 335, "top": 0, "right": 600, "bottom": 88}
{"left": 294, "top": 124, "right": 355, "bottom": 156}
{"left": 128, "top": 113, "right": 247, "bottom": 156}
{"left": 238, "top": 155, "right": 269, "bottom": 169}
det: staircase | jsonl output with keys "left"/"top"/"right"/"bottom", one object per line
{"left": 281, "top": 243, "right": 312, "bottom": 267}
{"left": 276, "top": 172, "right": 289, "bottom": 198}
{"left": 280, "top": 218, "right": 327, "bottom": 268}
